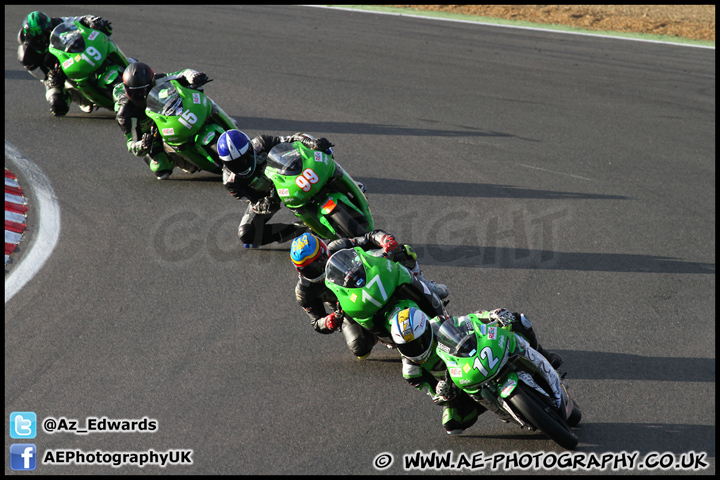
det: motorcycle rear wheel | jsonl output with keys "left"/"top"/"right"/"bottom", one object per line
{"left": 507, "top": 383, "right": 578, "bottom": 450}
{"left": 328, "top": 204, "right": 369, "bottom": 238}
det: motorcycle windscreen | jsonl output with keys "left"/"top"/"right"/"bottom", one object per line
{"left": 146, "top": 84, "right": 183, "bottom": 116}
{"left": 50, "top": 22, "right": 85, "bottom": 53}
{"left": 325, "top": 249, "right": 367, "bottom": 289}
{"left": 266, "top": 143, "right": 304, "bottom": 176}
{"left": 436, "top": 316, "right": 478, "bottom": 357}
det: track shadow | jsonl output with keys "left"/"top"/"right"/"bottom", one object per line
{"left": 231, "top": 116, "right": 522, "bottom": 139}
{"left": 556, "top": 350, "right": 715, "bottom": 383}
{"left": 355, "top": 176, "right": 630, "bottom": 200}
{"left": 411, "top": 244, "right": 715, "bottom": 274}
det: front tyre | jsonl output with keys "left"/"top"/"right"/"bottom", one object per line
{"left": 507, "top": 383, "right": 578, "bottom": 450}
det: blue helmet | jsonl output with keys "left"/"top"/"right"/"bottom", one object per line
{"left": 291, "top": 233, "right": 328, "bottom": 282}
{"left": 218, "top": 129, "right": 256, "bottom": 177}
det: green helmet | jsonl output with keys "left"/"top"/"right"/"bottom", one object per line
{"left": 22, "top": 11, "right": 52, "bottom": 51}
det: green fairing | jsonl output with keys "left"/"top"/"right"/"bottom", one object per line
{"left": 265, "top": 142, "right": 374, "bottom": 239}
{"left": 145, "top": 79, "right": 235, "bottom": 174}
{"left": 48, "top": 20, "right": 130, "bottom": 109}
{"left": 325, "top": 248, "right": 413, "bottom": 332}
{"left": 435, "top": 315, "right": 517, "bottom": 395}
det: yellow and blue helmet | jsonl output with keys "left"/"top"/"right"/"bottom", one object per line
{"left": 390, "top": 307, "right": 434, "bottom": 363}
{"left": 291, "top": 233, "right": 328, "bottom": 281}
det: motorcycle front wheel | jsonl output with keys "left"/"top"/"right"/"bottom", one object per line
{"left": 507, "top": 383, "right": 578, "bottom": 450}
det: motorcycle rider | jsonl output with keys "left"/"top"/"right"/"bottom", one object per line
{"left": 17, "top": 11, "right": 113, "bottom": 116}
{"left": 388, "top": 306, "right": 563, "bottom": 434}
{"left": 217, "top": 130, "right": 332, "bottom": 248}
{"left": 113, "top": 62, "right": 210, "bottom": 180}
{"left": 291, "top": 230, "right": 449, "bottom": 358}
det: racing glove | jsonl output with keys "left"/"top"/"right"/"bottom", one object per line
{"left": 321, "top": 312, "right": 341, "bottom": 331}
{"left": 378, "top": 234, "right": 400, "bottom": 256}
{"left": 140, "top": 132, "right": 155, "bottom": 152}
{"left": 250, "top": 196, "right": 273, "bottom": 215}
{"left": 292, "top": 133, "right": 334, "bottom": 152}
{"left": 184, "top": 70, "right": 209, "bottom": 88}
{"left": 432, "top": 379, "right": 457, "bottom": 405}
{"left": 83, "top": 16, "right": 112, "bottom": 36}
{"left": 488, "top": 308, "right": 514, "bottom": 326}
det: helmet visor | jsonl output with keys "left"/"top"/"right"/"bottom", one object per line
{"left": 225, "top": 149, "right": 256, "bottom": 177}
{"left": 297, "top": 255, "right": 327, "bottom": 281}
{"left": 398, "top": 326, "right": 434, "bottom": 362}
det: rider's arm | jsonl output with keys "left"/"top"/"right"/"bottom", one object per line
{"left": 115, "top": 96, "right": 150, "bottom": 157}
{"left": 222, "top": 169, "right": 267, "bottom": 204}
{"left": 402, "top": 357, "right": 440, "bottom": 393}
{"left": 350, "top": 229, "right": 395, "bottom": 250}
{"left": 250, "top": 135, "right": 296, "bottom": 154}
{"left": 294, "top": 280, "right": 336, "bottom": 334}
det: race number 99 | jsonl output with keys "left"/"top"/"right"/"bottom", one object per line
{"left": 296, "top": 169, "right": 319, "bottom": 192}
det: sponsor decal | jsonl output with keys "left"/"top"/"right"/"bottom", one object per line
{"left": 480, "top": 323, "right": 486, "bottom": 336}
{"left": 88, "top": 31, "right": 99, "bottom": 41}
{"left": 63, "top": 58, "right": 74, "bottom": 69}
{"left": 278, "top": 188, "right": 290, "bottom": 197}
{"left": 192, "top": 93, "right": 201, "bottom": 104}
{"left": 314, "top": 152, "right": 323, "bottom": 162}
{"left": 202, "top": 131, "right": 215, "bottom": 144}
{"left": 501, "top": 378, "right": 517, "bottom": 396}
{"left": 498, "top": 334, "right": 506, "bottom": 350}
{"left": 162, "top": 128, "right": 175, "bottom": 136}
{"left": 488, "top": 327, "right": 497, "bottom": 340}
{"left": 350, "top": 293, "right": 357, "bottom": 302}
{"left": 463, "top": 363, "right": 471, "bottom": 374}
{"left": 449, "top": 368, "right": 462, "bottom": 377}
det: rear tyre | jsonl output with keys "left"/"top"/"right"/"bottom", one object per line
{"left": 329, "top": 205, "right": 369, "bottom": 238}
{"left": 507, "top": 383, "right": 578, "bottom": 450}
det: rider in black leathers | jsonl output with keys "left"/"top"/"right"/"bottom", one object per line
{"left": 17, "top": 11, "right": 112, "bottom": 115}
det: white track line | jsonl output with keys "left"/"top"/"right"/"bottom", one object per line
{"left": 305, "top": 6, "right": 714, "bottom": 50}
{"left": 5, "top": 141, "right": 61, "bottom": 304}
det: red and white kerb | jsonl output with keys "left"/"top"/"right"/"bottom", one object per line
{"left": 5, "top": 169, "right": 28, "bottom": 265}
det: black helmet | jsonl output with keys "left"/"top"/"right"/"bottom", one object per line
{"left": 22, "top": 11, "right": 53, "bottom": 52}
{"left": 123, "top": 62, "right": 155, "bottom": 106}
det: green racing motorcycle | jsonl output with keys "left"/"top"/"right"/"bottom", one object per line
{"left": 435, "top": 313, "right": 582, "bottom": 449}
{"left": 47, "top": 19, "right": 131, "bottom": 110}
{"left": 324, "top": 247, "right": 446, "bottom": 339}
{"left": 264, "top": 142, "right": 373, "bottom": 239}
{"left": 145, "top": 78, "right": 238, "bottom": 175}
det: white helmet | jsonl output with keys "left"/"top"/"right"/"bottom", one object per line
{"left": 390, "top": 307, "right": 434, "bottom": 363}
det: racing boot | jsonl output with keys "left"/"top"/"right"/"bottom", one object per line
{"left": 536, "top": 345, "right": 564, "bottom": 370}
{"left": 44, "top": 69, "right": 70, "bottom": 116}
{"left": 145, "top": 152, "right": 174, "bottom": 180}
{"left": 409, "top": 263, "right": 449, "bottom": 299}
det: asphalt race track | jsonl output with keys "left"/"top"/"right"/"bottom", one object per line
{"left": 5, "top": 5, "right": 715, "bottom": 475}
